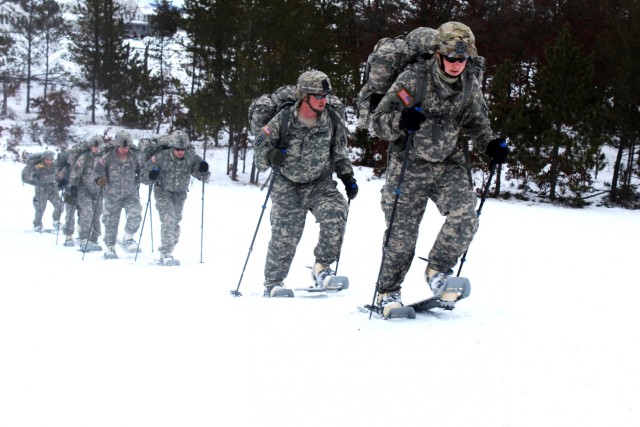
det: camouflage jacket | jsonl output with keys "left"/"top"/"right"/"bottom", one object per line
{"left": 371, "top": 57, "right": 495, "bottom": 163}
{"left": 144, "top": 149, "right": 206, "bottom": 192}
{"left": 91, "top": 149, "right": 142, "bottom": 199}
{"left": 253, "top": 102, "right": 353, "bottom": 183}
{"left": 70, "top": 151, "right": 101, "bottom": 195}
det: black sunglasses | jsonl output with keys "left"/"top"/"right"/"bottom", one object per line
{"left": 443, "top": 54, "right": 469, "bottom": 64}
{"left": 174, "top": 148, "right": 186, "bottom": 152}
{"left": 310, "top": 93, "right": 327, "bottom": 100}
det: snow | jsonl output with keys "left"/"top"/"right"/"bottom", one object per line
{"left": 1, "top": 149, "right": 639, "bottom": 426}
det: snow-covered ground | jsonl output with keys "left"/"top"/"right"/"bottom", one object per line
{"left": 1, "top": 146, "right": 639, "bottom": 426}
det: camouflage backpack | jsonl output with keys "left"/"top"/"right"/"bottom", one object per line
{"left": 247, "top": 84, "right": 346, "bottom": 137}
{"left": 21, "top": 153, "right": 45, "bottom": 185}
{"left": 56, "top": 145, "right": 89, "bottom": 180}
{"left": 356, "top": 26, "right": 485, "bottom": 131}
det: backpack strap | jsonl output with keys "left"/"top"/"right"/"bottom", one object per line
{"left": 413, "top": 57, "right": 429, "bottom": 107}
{"left": 278, "top": 106, "right": 291, "bottom": 149}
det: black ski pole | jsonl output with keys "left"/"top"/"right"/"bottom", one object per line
{"left": 334, "top": 198, "right": 351, "bottom": 275}
{"left": 200, "top": 135, "right": 208, "bottom": 264}
{"left": 369, "top": 131, "right": 415, "bottom": 319}
{"left": 135, "top": 182, "right": 154, "bottom": 262}
{"left": 456, "top": 160, "right": 498, "bottom": 277}
{"left": 81, "top": 187, "right": 103, "bottom": 260}
{"left": 148, "top": 184, "right": 154, "bottom": 253}
{"left": 230, "top": 170, "right": 277, "bottom": 297}
{"left": 55, "top": 187, "right": 66, "bottom": 245}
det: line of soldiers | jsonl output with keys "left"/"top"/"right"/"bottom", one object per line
{"left": 24, "top": 130, "right": 209, "bottom": 264}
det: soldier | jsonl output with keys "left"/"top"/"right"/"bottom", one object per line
{"left": 57, "top": 146, "right": 80, "bottom": 246}
{"left": 29, "top": 150, "right": 63, "bottom": 232}
{"left": 143, "top": 130, "right": 209, "bottom": 265}
{"left": 91, "top": 130, "right": 144, "bottom": 259}
{"left": 68, "top": 135, "right": 104, "bottom": 252}
{"left": 253, "top": 70, "right": 358, "bottom": 297}
{"left": 370, "top": 21, "right": 509, "bottom": 315}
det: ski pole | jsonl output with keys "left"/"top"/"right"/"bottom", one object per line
{"left": 135, "top": 182, "right": 154, "bottom": 262}
{"left": 81, "top": 187, "right": 103, "bottom": 260}
{"left": 369, "top": 131, "right": 415, "bottom": 319}
{"left": 55, "top": 188, "right": 65, "bottom": 245}
{"left": 456, "top": 160, "right": 498, "bottom": 277}
{"left": 230, "top": 170, "right": 277, "bottom": 297}
{"left": 148, "top": 185, "right": 154, "bottom": 252}
{"left": 200, "top": 135, "right": 208, "bottom": 264}
{"left": 334, "top": 198, "right": 351, "bottom": 275}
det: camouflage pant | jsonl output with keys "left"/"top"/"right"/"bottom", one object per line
{"left": 153, "top": 187, "right": 187, "bottom": 255}
{"left": 379, "top": 154, "right": 478, "bottom": 292}
{"left": 77, "top": 186, "right": 103, "bottom": 242}
{"left": 33, "top": 185, "right": 62, "bottom": 227}
{"left": 264, "top": 176, "right": 348, "bottom": 284}
{"left": 102, "top": 193, "right": 142, "bottom": 247}
{"left": 62, "top": 202, "right": 77, "bottom": 237}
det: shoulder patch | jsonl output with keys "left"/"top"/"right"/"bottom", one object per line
{"left": 262, "top": 125, "right": 273, "bottom": 135}
{"left": 397, "top": 87, "right": 413, "bottom": 107}
{"left": 255, "top": 134, "right": 265, "bottom": 147}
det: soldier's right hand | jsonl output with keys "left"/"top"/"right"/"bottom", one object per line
{"left": 148, "top": 167, "right": 160, "bottom": 181}
{"left": 68, "top": 185, "right": 78, "bottom": 198}
{"left": 96, "top": 177, "right": 109, "bottom": 187}
{"left": 267, "top": 148, "right": 287, "bottom": 168}
{"left": 399, "top": 105, "right": 426, "bottom": 132}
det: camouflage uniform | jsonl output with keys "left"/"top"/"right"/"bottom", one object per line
{"left": 69, "top": 137, "right": 104, "bottom": 243}
{"left": 57, "top": 148, "right": 78, "bottom": 239}
{"left": 254, "top": 70, "right": 354, "bottom": 288}
{"left": 370, "top": 22, "right": 496, "bottom": 294}
{"left": 30, "top": 151, "right": 62, "bottom": 229}
{"left": 91, "top": 131, "right": 143, "bottom": 248}
{"left": 144, "top": 131, "right": 208, "bottom": 256}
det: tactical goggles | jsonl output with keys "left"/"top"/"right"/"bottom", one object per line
{"left": 309, "top": 93, "right": 327, "bottom": 100}
{"left": 443, "top": 54, "right": 469, "bottom": 63}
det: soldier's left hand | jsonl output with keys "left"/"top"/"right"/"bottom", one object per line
{"left": 340, "top": 173, "right": 358, "bottom": 200}
{"left": 199, "top": 161, "right": 209, "bottom": 173}
{"left": 485, "top": 138, "right": 509, "bottom": 164}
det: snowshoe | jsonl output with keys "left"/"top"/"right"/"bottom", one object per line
{"left": 117, "top": 237, "right": 141, "bottom": 254}
{"left": 408, "top": 277, "right": 471, "bottom": 313}
{"left": 156, "top": 255, "right": 180, "bottom": 266}
{"left": 264, "top": 283, "right": 294, "bottom": 298}
{"left": 103, "top": 246, "right": 118, "bottom": 260}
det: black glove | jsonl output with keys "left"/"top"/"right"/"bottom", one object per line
{"left": 267, "top": 148, "right": 287, "bottom": 168}
{"left": 199, "top": 161, "right": 209, "bottom": 173}
{"left": 399, "top": 106, "right": 426, "bottom": 132}
{"left": 485, "top": 138, "right": 509, "bottom": 164}
{"left": 148, "top": 167, "right": 160, "bottom": 181}
{"left": 96, "top": 177, "right": 109, "bottom": 187}
{"left": 340, "top": 173, "right": 358, "bottom": 200}
{"left": 68, "top": 185, "right": 78, "bottom": 198}
{"left": 64, "top": 192, "right": 76, "bottom": 205}
{"left": 58, "top": 179, "right": 68, "bottom": 190}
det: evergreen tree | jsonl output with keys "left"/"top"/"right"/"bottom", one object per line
{"left": 533, "top": 24, "right": 597, "bottom": 203}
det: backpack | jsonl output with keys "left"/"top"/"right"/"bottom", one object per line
{"left": 21, "top": 153, "right": 44, "bottom": 185}
{"left": 247, "top": 84, "right": 347, "bottom": 139}
{"left": 356, "top": 27, "right": 485, "bottom": 131}
{"left": 56, "top": 146, "right": 89, "bottom": 179}
{"left": 139, "top": 136, "right": 172, "bottom": 162}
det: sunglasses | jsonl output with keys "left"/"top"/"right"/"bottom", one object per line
{"left": 310, "top": 93, "right": 327, "bottom": 100}
{"left": 174, "top": 148, "right": 186, "bottom": 152}
{"left": 442, "top": 54, "right": 469, "bottom": 64}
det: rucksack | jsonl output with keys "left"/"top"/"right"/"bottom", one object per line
{"left": 139, "top": 136, "right": 172, "bottom": 162}
{"left": 247, "top": 84, "right": 347, "bottom": 138}
{"left": 21, "top": 153, "right": 45, "bottom": 185}
{"left": 356, "top": 27, "right": 485, "bottom": 131}
{"left": 56, "top": 146, "right": 89, "bottom": 179}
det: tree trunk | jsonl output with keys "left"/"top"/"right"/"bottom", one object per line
{"left": 610, "top": 140, "right": 625, "bottom": 203}
{"left": 549, "top": 139, "right": 561, "bottom": 200}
